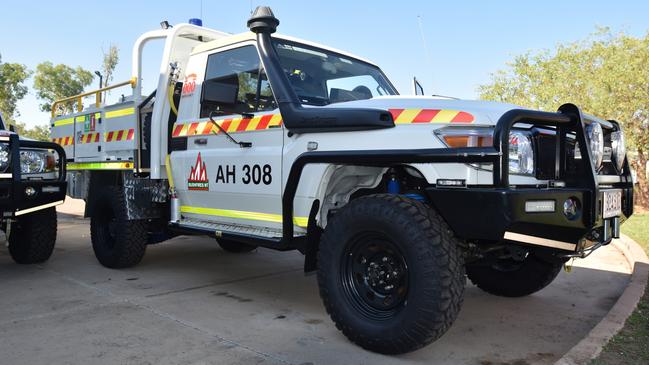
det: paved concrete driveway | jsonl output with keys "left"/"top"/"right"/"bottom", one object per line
{"left": 0, "top": 215, "right": 631, "bottom": 365}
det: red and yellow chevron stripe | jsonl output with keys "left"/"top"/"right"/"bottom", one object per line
{"left": 105, "top": 129, "right": 135, "bottom": 142}
{"left": 172, "top": 114, "right": 283, "bottom": 138}
{"left": 79, "top": 132, "right": 101, "bottom": 144}
{"left": 389, "top": 109, "right": 474, "bottom": 124}
{"left": 171, "top": 109, "right": 471, "bottom": 138}
{"left": 52, "top": 136, "right": 74, "bottom": 146}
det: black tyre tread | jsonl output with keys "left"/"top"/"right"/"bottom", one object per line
{"left": 8, "top": 207, "right": 57, "bottom": 264}
{"left": 466, "top": 253, "right": 562, "bottom": 297}
{"left": 317, "top": 194, "right": 465, "bottom": 354}
{"left": 216, "top": 239, "right": 256, "bottom": 253}
{"left": 90, "top": 185, "right": 147, "bottom": 268}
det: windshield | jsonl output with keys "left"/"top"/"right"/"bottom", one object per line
{"left": 273, "top": 40, "right": 397, "bottom": 106}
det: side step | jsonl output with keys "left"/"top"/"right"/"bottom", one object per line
{"left": 171, "top": 217, "right": 301, "bottom": 251}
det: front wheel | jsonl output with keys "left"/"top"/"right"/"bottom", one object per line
{"left": 8, "top": 207, "right": 57, "bottom": 264}
{"left": 466, "top": 248, "right": 563, "bottom": 297}
{"left": 90, "top": 186, "right": 148, "bottom": 268}
{"left": 317, "top": 194, "right": 465, "bottom": 354}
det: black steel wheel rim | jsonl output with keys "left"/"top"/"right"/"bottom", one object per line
{"left": 341, "top": 232, "right": 409, "bottom": 320}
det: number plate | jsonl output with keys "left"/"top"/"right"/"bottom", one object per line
{"left": 603, "top": 189, "right": 622, "bottom": 219}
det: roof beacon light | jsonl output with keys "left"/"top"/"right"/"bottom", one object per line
{"left": 189, "top": 18, "right": 203, "bottom": 26}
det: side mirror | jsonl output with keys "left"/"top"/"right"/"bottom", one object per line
{"left": 201, "top": 76, "right": 239, "bottom": 107}
{"left": 8, "top": 124, "right": 16, "bottom": 133}
{"left": 412, "top": 77, "right": 425, "bottom": 96}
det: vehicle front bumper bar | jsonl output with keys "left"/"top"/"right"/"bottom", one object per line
{"left": 0, "top": 134, "right": 67, "bottom": 216}
{"left": 425, "top": 185, "right": 633, "bottom": 253}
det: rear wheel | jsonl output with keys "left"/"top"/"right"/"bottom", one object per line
{"left": 317, "top": 194, "right": 465, "bottom": 354}
{"left": 466, "top": 247, "right": 563, "bottom": 297}
{"left": 8, "top": 207, "right": 57, "bottom": 264}
{"left": 90, "top": 186, "right": 147, "bottom": 268}
{"left": 216, "top": 239, "right": 256, "bottom": 253}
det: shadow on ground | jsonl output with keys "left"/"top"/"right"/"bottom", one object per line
{"left": 0, "top": 219, "right": 632, "bottom": 365}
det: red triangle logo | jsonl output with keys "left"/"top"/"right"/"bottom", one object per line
{"left": 188, "top": 153, "right": 209, "bottom": 190}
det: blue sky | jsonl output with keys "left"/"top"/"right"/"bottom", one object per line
{"left": 2, "top": 0, "right": 649, "bottom": 127}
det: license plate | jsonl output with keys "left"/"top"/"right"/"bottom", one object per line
{"left": 603, "top": 189, "right": 622, "bottom": 219}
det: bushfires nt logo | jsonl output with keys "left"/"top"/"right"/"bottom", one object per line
{"left": 188, "top": 153, "right": 209, "bottom": 190}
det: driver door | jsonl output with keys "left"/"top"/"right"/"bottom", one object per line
{"left": 171, "top": 44, "right": 284, "bottom": 232}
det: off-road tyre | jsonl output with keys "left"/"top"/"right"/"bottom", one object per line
{"left": 317, "top": 194, "right": 465, "bottom": 354}
{"left": 90, "top": 185, "right": 147, "bottom": 268}
{"left": 466, "top": 251, "right": 563, "bottom": 297}
{"left": 216, "top": 239, "right": 256, "bottom": 253}
{"left": 8, "top": 207, "right": 57, "bottom": 264}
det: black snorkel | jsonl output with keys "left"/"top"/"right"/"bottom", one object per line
{"left": 247, "top": 6, "right": 394, "bottom": 133}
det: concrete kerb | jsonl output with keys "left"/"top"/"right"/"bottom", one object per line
{"left": 556, "top": 234, "right": 649, "bottom": 365}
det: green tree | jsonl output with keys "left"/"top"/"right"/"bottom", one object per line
{"left": 479, "top": 29, "right": 649, "bottom": 208}
{"left": 102, "top": 44, "right": 119, "bottom": 87}
{"left": 33, "top": 62, "right": 93, "bottom": 114}
{"left": 13, "top": 121, "right": 50, "bottom": 141}
{"left": 0, "top": 54, "right": 31, "bottom": 122}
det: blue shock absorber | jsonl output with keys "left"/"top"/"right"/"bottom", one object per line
{"left": 386, "top": 171, "right": 427, "bottom": 202}
{"left": 387, "top": 173, "right": 400, "bottom": 194}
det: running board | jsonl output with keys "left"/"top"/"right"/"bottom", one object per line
{"left": 171, "top": 218, "right": 300, "bottom": 251}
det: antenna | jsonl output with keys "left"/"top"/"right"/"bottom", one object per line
{"left": 417, "top": 15, "right": 433, "bottom": 94}
{"left": 250, "top": 0, "right": 253, "bottom": 15}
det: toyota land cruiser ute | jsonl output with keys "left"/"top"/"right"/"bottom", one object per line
{"left": 49, "top": 7, "right": 634, "bottom": 354}
{"left": 0, "top": 112, "right": 66, "bottom": 264}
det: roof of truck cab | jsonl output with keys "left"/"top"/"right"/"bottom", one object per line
{"left": 190, "top": 31, "right": 378, "bottom": 66}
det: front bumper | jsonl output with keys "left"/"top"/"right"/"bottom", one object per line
{"left": 426, "top": 184, "right": 633, "bottom": 253}
{"left": 0, "top": 134, "right": 67, "bottom": 217}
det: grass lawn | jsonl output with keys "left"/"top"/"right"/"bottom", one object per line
{"left": 592, "top": 212, "right": 649, "bottom": 365}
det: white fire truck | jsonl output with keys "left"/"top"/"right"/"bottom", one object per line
{"left": 50, "top": 7, "right": 633, "bottom": 354}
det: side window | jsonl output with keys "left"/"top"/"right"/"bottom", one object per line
{"left": 200, "top": 46, "right": 276, "bottom": 118}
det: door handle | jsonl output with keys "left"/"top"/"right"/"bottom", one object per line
{"left": 194, "top": 138, "right": 208, "bottom": 145}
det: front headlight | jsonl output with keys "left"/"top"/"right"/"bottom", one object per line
{"left": 20, "top": 149, "right": 54, "bottom": 174}
{"left": 0, "top": 143, "right": 9, "bottom": 172}
{"left": 611, "top": 130, "right": 626, "bottom": 172}
{"left": 508, "top": 131, "right": 534, "bottom": 175}
{"left": 435, "top": 127, "right": 535, "bottom": 176}
{"left": 586, "top": 122, "right": 604, "bottom": 170}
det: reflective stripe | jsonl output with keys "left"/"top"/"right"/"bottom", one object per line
{"left": 172, "top": 113, "right": 284, "bottom": 138}
{"left": 105, "top": 128, "right": 135, "bottom": 142}
{"left": 105, "top": 107, "right": 135, "bottom": 119}
{"left": 180, "top": 205, "right": 308, "bottom": 227}
{"left": 503, "top": 231, "right": 576, "bottom": 251}
{"left": 389, "top": 109, "right": 475, "bottom": 124}
{"left": 67, "top": 161, "right": 134, "bottom": 170}
{"left": 53, "top": 117, "right": 75, "bottom": 127}
{"left": 51, "top": 136, "right": 74, "bottom": 146}
{"left": 78, "top": 132, "right": 101, "bottom": 144}
{"left": 15, "top": 200, "right": 64, "bottom": 216}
